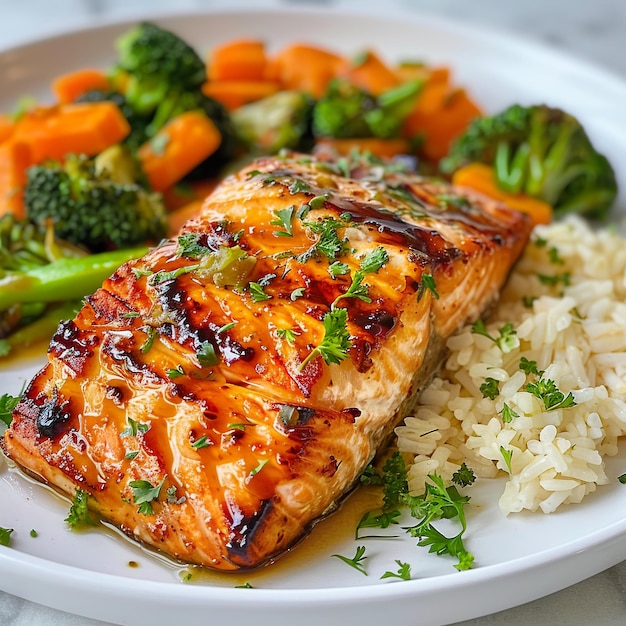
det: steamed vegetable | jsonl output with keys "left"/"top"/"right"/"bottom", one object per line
{"left": 441, "top": 104, "right": 618, "bottom": 219}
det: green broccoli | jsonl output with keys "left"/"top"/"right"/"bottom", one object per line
{"left": 113, "top": 21, "right": 206, "bottom": 116}
{"left": 312, "top": 79, "right": 421, "bottom": 140}
{"left": 24, "top": 146, "right": 167, "bottom": 252}
{"left": 231, "top": 91, "right": 313, "bottom": 154}
{"left": 440, "top": 104, "right": 618, "bottom": 219}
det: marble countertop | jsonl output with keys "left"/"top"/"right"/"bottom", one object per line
{"left": 1, "top": 1, "right": 625, "bottom": 625}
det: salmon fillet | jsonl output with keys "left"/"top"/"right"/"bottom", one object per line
{"left": 2, "top": 152, "right": 532, "bottom": 570}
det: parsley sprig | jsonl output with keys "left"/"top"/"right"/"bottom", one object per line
{"left": 65, "top": 489, "right": 97, "bottom": 530}
{"left": 129, "top": 477, "right": 166, "bottom": 516}
{"left": 471, "top": 320, "right": 518, "bottom": 353}
{"left": 332, "top": 545, "right": 368, "bottom": 575}
{"left": 525, "top": 378, "right": 576, "bottom": 411}
{"left": 359, "top": 453, "right": 476, "bottom": 571}
{"left": 0, "top": 393, "right": 20, "bottom": 427}
{"left": 299, "top": 308, "right": 351, "bottom": 371}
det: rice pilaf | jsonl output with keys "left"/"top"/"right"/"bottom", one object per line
{"left": 396, "top": 215, "right": 626, "bottom": 514}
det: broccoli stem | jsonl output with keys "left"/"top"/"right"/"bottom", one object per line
{"left": 0, "top": 246, "right": 147, "bottom": 310}
{"left": 0, "top": 300, "right": 82, "bottom": 358}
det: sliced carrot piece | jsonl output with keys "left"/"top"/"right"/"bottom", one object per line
{"left": 452, "top": 162, "right": 552, "bottom": 225}
{"left": 207, "top": 39, "right": 269, "bottom": 82}
{"left": 202, "top": 79, "right": 280, "bottom": 110}
{"left": 166, "top": 199, "right": 205, "bottom": 236}
{"left": 314, "top": 137, "right": 410, "bottom": 159}
{"left": 52, "top": 68, "right": 110, "bottom": 104}
{"left": 272, "top": 44, "right": 345, "bottom": 99}
{"left": 0, "top": 114, "right": 15, "bottom": 144}
{"left": 340, "top": 50, "right": 400, "bottom": 96}
{"left": 14, "top": 102, "right": 130, "bottom": 163}
{"left": 404, "top": 84, "right": 482, "bottom": 161}
{"left": 138, "top": 110, "right": 222, "bottom": 192}
{"left": 0, "top": 141, "right": 32, "bottom": 218}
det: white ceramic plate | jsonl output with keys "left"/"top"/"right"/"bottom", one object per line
{"left": 1, "top": 8, "right": 625, "bottom": 626}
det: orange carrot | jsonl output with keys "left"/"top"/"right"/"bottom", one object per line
{"left": 14, "top": 102, "right": 130, "bottom": 163}
{"left": 452, "top": 162, "right": 553, "bottom": 225}
{"left": 0, "top": 141, "right": 32, "bottom": 218}
{"left": 339, "top": 50, "right": 400, "bottom": 96}
{"left": 202, "top": 79, "right": 280, "bottom": 110}
{"left": 314, "top": 137, "right": 410, "bottom": 159}
{"left": 166, "top": 199, "right": 205, "bottom": 236}
{"left": 138, "top": 111, "right": 222, "bottom": 192}
{"left": 52, "top": 68, "right": 110, "bottom": 104}
{"left": 208, "top": 39, "right": 269, "bottom": 82}
{"left": 162, "top": 178, "right": 219, "bottom": 211}
{"left": 404, "top": 85, "right": 482, "bottom": 161}
{"left": 272, "top": 44, "right": 345, "bottom": 99}
{"left": 0, "top": 114, "right": 15, "bottom": 144}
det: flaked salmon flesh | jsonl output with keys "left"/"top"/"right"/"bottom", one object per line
{"left": 2, "top": 152, "right": 532, "bottom": 570}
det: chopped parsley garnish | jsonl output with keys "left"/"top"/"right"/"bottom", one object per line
{"left": 290, "top": 287, "right": 305, "bottom": 301}
{"left": 358, "top": 452, "right": 475, "bottom": 571}
{"left": 235, "top": 582, "right": 254, "bottom": 589}
{"left": 418, "top": 273, "right": 439, "bottom": 301}
{"left": 288, "top": 178, "right": 311, "bottom": 194}
{"left": 166, "top": 485, "right": 186, "bottom": 505}
{"left": 167, "top": 365, "right": 185, "bottom": 379}
{"left": 191, "top": 435, "right": 210, "bottom": 449}
{"left": 196, "top": 341, "right": 219, "bottom": 367}
{"left": 29, "top": 529, "right": 38, "bottom": 538}
{"left": 271, "top": 206, "right": 295, "bottom": 237}
{"left": 332, "top": 545, "right": 368, "bottom": 575}
{"left": 121, "top": 417, "right": 150, "bottom": 437}
{"left": 525, "top": 378, "right": 577, "bottom": 411}
{"left": 131, "top": 267, "right": 152, "bottom": 280}
{"left": 249, "top": 281, "right": 272, "bottom": 302}
{"left": 300, "top": 216, "right": 350, "bottom": 262}
{"left": 355, "top": 509, "right": 401, "bottom": 539}
{"left": 537, "top": 272, "right": 571, "bottom": 287}
{"left": 479, "top": 377, "right": 500, "bottom": 400}
{"left": 519, "top": 357, "right": 543, "bottom": 376}
{"left": 0, "top": 527, "right": 14, "bottom": 546}
{"left": 548, "top": 246, "right": 564, "bottom": 264}
{"left": 471, "top": 320, "right": 517, "bottom": 352}
{"left": 328, "top": 261, "right": 351, "bottom": 277}
{"left": 216, "top": 321, "right": 237, "bottom": 334}
{"left": 0, "top": 393, "right": 19, "bottom": 427}
{"left": 140, "top": 325, "right": 158, "bottom": 354}
{"left": 176, "top": 233, "right": 211, "bottom": 258}
{"left": 380, "top": 560, "right": 412, "bottom": 581}
{"left": 500, "top": 403, "right": 519, "bottom": 424}
{"left": 65, "top": 489, "right": 97, "bottom": 529}
{"left": 248, "top": 459, "right": 269, "bottom": 478}
{"left": 618, "top": 473, "right": 626, "bottom": 485}
{"left": 299, "top": 308, "right": 351, "bottom": 371}
{"left": 500, "top": 447, "right": 514, "bottom": 473}
{"left": 129, "top": 478, "right": 166, "bottom": 516}
{"left": 276, "top": 328, "right": 299, "bottom": 345}
{"left": 332, "top": 246, "right": 388, "bottom": 309}
{"left": 522, "top": 295, "right": 537, "bottom": 308}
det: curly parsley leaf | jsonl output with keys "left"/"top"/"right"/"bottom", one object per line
{"left": 525, "top": 378, "right": 576, "bottom": 411}
{"left": 355, "top": 509, "right": 401, "bottom": 539}
{"left": 0, "top": 527, "right": 14, "bottom": 546}
{"left": 299, "top": 308, "right": 351, "bottom": 370}
{"left": 271, "top": 206, "right": 295, "bottom": 237}
{"left": 380, "top": 560, "right": 412, "bottom": 581}
{"left": 471, "top": 320, "right": 517, "bottom": 352}
{"left": 0, "top": 393, "right": 20, "bottom": 427}
{"left": 332, "top": 545, "right": 368, "bottom": 575}
{"left": 480, "top": 377, "right": 500, "bottom": 400}
{"left": 451, "top": 463, "right": 476, "bottom": 487}
{"left": 418, "top": 273, "right": 439, "bottom": 301}
{"left": 500, "top": 403, "right": 520, "bottom": 424}
{"left": 519, "top": 356, "right": 543, "bottom": 376}
{"left": 65, "top": 489, "right": 97, "bottom": 530}
{"left": 332, "top": 246, "right": 389, "bottom": 309}
{"left": 129, "top": 478, "right": 166, "bottom": 516}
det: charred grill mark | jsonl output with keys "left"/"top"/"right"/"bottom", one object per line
{"left": 224, "top": 498, "right": 272, "bottom": 563}
{"left": 48, "top": 320, "right": 98, "bottom": 376}
{"left": 36, "top": 389, "right": 72, "bottom": 438}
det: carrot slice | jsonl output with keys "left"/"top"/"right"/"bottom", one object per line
{"left": 452, "top": 162, "right": 552, "bottom": 225}
{"left": 14, "top": 102, "right": 130, "bottom": 163}
{"left": 207, "top": 39, "right": 269, "bottom": 82}
{"left": 52, "top": 68, "right": 110, "bottom": 104}
{"left": 272, "top": 44, "right": 345, "bottom": 99}
{"left": 138, "top": 111, "right": 222, "bottom": 192}
{"left": 404, "top": 85, "right": 482, "bottom": 161}
{"left": 0, "top": 141, "right": 32, "bottom": 218}
{"left": 314, "top": 137, "right": 410, "bottom": 159}
{"left": 166, "top": 199, "right": 205, "bottom": 236}
{"left": 340, "top": 50, "right": 400, "bottom": 96}
{"left": 202, "top": 79, "right": 280, "bottom": 110}
{"left": 0, "top": 114, "right": 15, "bottom": 144}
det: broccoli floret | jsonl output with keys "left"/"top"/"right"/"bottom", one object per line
{"left": 231, "top": 91, "right": 313, "bottom": 154}
{"left": 114, "top": 22, "right": 206, "bottom": 116}
{"left": 440, "top": 104, "right": 618, "bottom": 219}
{"left": 24, "top": 148, "right": 167, "bottom": 252}
{"left": 312, "top": 79, "right": 421, "bottom": 140}
{"left": 76, "top": 89, "right": 150, "bottom": 151}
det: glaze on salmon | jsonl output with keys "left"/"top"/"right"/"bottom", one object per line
{"left": 3, "top": 152, "right": 532, "bottom": 570}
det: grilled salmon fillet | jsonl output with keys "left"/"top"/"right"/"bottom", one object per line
{"left": 2, "top": 152, "right": 532, "bottom": 570}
